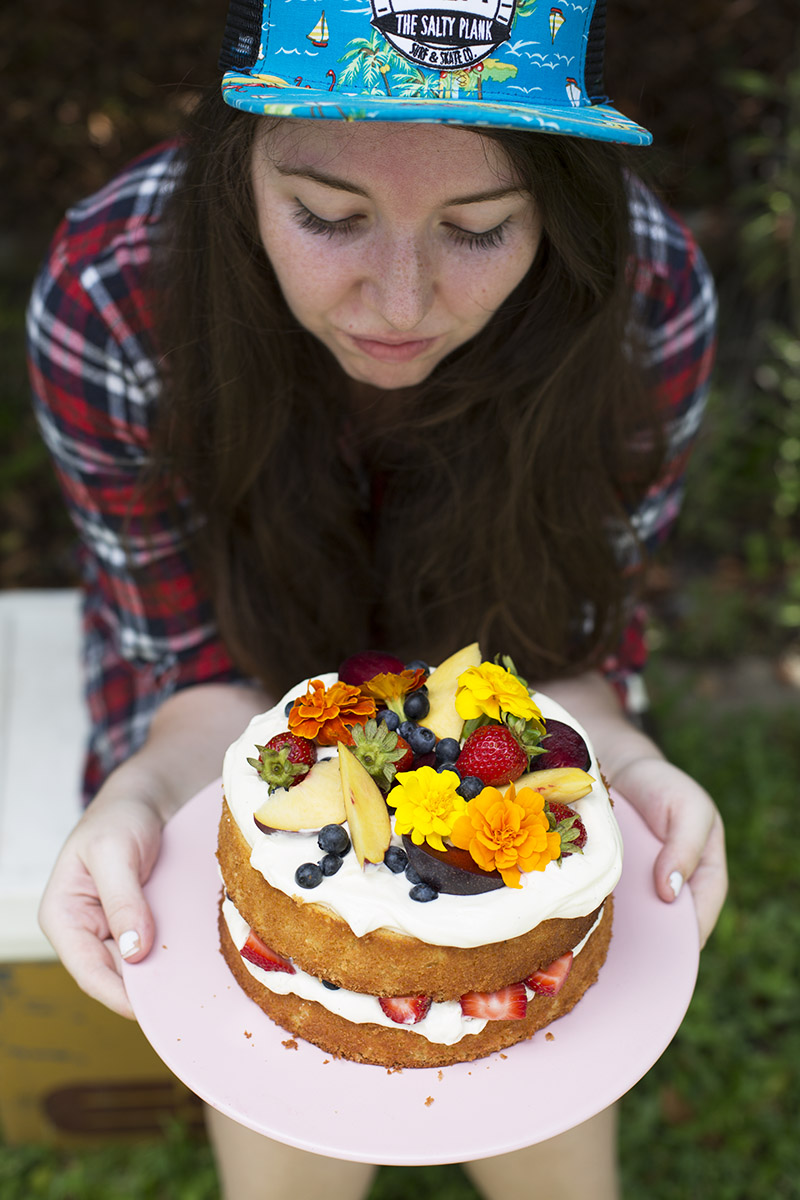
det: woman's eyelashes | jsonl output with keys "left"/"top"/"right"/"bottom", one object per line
{"left": 446, "top": 222, "right": 508, "bottom": 250}
{"left": 292, "top": 204, "right": 362, "bottom": 239}
{"left": 290, "top": 202, "right": 510, "bottom": 250}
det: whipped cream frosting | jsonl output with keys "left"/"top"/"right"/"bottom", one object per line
{"left": 221, "top": 672, "right": 623, "bottom": 950}
{"left": 222, "top": 895, "right": 605, "bottom": 1046}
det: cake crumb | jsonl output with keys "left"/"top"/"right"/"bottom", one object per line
{"left": 282, "top": 1038, "right": 299, "bottom": 1050}
{"left": 545, "top": 1032, "right": 555, "bottom": 1041}
{"left": 243, "top": 1031, "right": 252, "bottom": 1039}
{"left": 437, "top": 1070, "right": 443, "bottom": 1081}
{"left": 425, "top": 1096, "right": 434, "bottom": 1107}
{"left": 386, "top": 1065, "right": 403, "bottom": 1075}
{"left": 323, "top": 1059, "right": 330, "bottom": 1064}
{"left": 499, "top": 1053, "right": 508, "bottom": 1060}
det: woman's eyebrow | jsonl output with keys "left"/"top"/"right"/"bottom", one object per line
{"left": 273, "top": 164, "right": 369, "bottom": 197}
{"left": 273, "top": 164, "right": 522, "bottom": 207}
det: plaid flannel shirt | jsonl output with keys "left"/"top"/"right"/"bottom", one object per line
{"left": 27, "top": 142, "right": 717, "bottom": 800}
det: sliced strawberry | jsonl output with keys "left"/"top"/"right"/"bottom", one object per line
{"left": 459, "top": 981, "right": 528, "bottom": 1020}
{"left": 525, "top": 951, "right": 573, "bottom": 997}
{"left": 378, "top": 994, "right": 432, "bottom": 1025}
{"left": 455, "top": 725, "right": 528, "bottom": 787}
{"left": 240, "top": 929, "right": 296, "bottom": 975}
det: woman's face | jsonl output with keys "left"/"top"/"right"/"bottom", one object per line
{"left": 251, "top": 120, "right": 541, "bottom": 390}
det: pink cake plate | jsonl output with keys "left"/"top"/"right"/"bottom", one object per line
{"left": 123, "top": 780, "right": 699, "bottom": 1165}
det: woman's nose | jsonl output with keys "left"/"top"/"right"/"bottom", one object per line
{"left": 361, "top": 235, "right": 434, "bottom": 331}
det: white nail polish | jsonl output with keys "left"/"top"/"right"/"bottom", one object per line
{"left": 668, "top": 870, "right": 684, "bottom": 899}
{"left": 119, "top": 930, "right": 140, "bottom": 959}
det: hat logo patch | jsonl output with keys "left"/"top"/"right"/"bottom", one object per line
{"left": 370, "top": 0, "right": 516, "bottom": 71}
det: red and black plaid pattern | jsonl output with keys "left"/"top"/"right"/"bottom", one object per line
{"left": 27, "top": 144, "right": 716, "bottom": 799}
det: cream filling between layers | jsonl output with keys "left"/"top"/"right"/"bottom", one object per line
{"left": 222, "top": 673, "right": 623, "bottom": 950}
{"left": 223, "top": 895, "right": 605, "bottom": 1045}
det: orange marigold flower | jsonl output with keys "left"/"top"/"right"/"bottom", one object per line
{"left": 449, "top": 782, "right": 561, "bottom": 888}
{"left": 361, "top": 667, "right": 428, "bottom": 703}
{"left": 288, "top": 679, "right": 376, "bottom": 746}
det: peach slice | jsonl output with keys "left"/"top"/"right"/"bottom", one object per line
{"left": 253, "top": 757, "right": 345, "bottom": 832}
{"left": 424, "top": 642, "right": 482, "bottom": 742}
{"left": 515, "top": 767, "right": 594, "bottom": 803}
{"left": 338, "top": 742, "right": 392, "bottom": 867}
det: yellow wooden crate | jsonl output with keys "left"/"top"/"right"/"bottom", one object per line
{"left": 0, "top": 592, "right": 202, "bottom": 1145}
{"left": 0, "top": 960, "right": 203, "bottom": 1145}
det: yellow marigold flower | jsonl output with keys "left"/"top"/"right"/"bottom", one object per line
{"left": 361, "top": 667, "right": 427, "bottom": 703}
{"left": 392, "top": 766, "right": 468, "bottom": 853}
{"left": 288, "top": 679, "right": 375, "bottom": 746}
{"left": 450, "top": 782, "right": 561, "bottom": 888}
{"left": 455, "top": 662, "right": 545, "bottom": 731}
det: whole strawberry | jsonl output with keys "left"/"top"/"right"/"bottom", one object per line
{"left": 247, "top": 732, "right": 317, "bottom": 793}
{"left": 455, "top": 725, "right": 527, "bottom": 787}
{"left": 547, "top": 801, "right": 587, "bottom": 855}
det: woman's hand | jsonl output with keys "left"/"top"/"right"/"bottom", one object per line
{"left": 610, "top": 754, "right": 727, "bottom": 947}
{"left": 39, "top": 782, "right": 166, "bottom": 1019}
{"left": 38, "top": 682, "right": 272, "bottom": 1018}
{"left": 532, "top": 672, "right": 728, "bottom": 948}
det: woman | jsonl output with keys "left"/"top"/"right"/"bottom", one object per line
{"left": 30, "top": 1, "right": 726, "bottom": 1196}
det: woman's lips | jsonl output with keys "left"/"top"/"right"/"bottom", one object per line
{"left": 347, "top": 334, "right": 438, "bottom": 363}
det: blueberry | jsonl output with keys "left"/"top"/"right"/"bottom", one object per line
{"left": 318, "top": 824, "right": 351, "bottom": 856}
{"left": 406, "top": 725, "right": 436, "bottom": 755}
{"left": 321, "top": 979, "right": 340, "bottom": 990}
{"left": 405, "top": 659, "right": 430, "bottom": 675}
{"left": 437, "top": 762, "right": 461, "bottom": 780}
{"left": 398, "top": 719, "right": 417, "bottom": 741}
{"left": 284, "top": 699, "right": 294, "bottom": 717}
{"left": 384, "top": 845, "right": 408, "bottom": 874}
{"left": 320, "top": 852, "right": 343, "bottom": 877}
{"left": 377, "top": 708, "right": 400, "bottom": 731}
{"left": 295, "top": 862, "right": 324, "bottom": 888}
{"left": 435, "top": 737, "right": 461, "bottom": 765}
{"left": 409, "top": 882, "right": 439, "bottom": 902}
{"left": 457, "top": 775, "right": 485, "bottom": 800}
{"left": 405, "top": 863, "right": 423, "bottom": 885}
{"left": 403, "top": 690, "right": 430, "bottom": 720}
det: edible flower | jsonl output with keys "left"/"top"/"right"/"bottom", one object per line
{"left": 391, "top": 766, "right": 468, "bottom": 853}
{"left": 360, "top": 667, "right": 428, "bottom": 718}
{"left": 449, "top": 782, "right": 561, "bottom": 888}
{"left": 455, "top": 662, "right": 545, "bottom": 732}
{"left": 288, "top": 679, "right": 375, "bottom": 746}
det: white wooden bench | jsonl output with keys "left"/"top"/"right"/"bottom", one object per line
{"left": 0, "top": 589, "right": 87, "bottom": 962}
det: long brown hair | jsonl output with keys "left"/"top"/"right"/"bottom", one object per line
{"left": 151, "top": 91, "right": 661, "bottom": 694}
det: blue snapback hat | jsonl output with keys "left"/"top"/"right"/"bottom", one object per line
{"left": 219, "top": 0, "right": 652, "bottom": 145}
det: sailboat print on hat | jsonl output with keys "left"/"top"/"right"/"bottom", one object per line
{"left": 565, "top": 77, "right": 582, "bottom": 106}
{"left": 307, "top": 11, "right": 329, "bottom": 47}
{"left": 549, "top": 7, "right": 564, "bottom": 42}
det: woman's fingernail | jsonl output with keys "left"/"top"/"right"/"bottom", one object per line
{"left": 668, "top": 870, "right": 684, "bottom": 899}
{"left": 119, "top": 930, "right": 141, "bottom": 959}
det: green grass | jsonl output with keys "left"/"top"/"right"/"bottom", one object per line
{"left": 2, "top": 685, "right": 798, "bottom": 1199}
{"left": 617, "top": 687, "right": 800, "bottom": 1199}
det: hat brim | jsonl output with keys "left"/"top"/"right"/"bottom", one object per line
{"left": 222, "top": 73, "right": 652, "bottom": 146}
